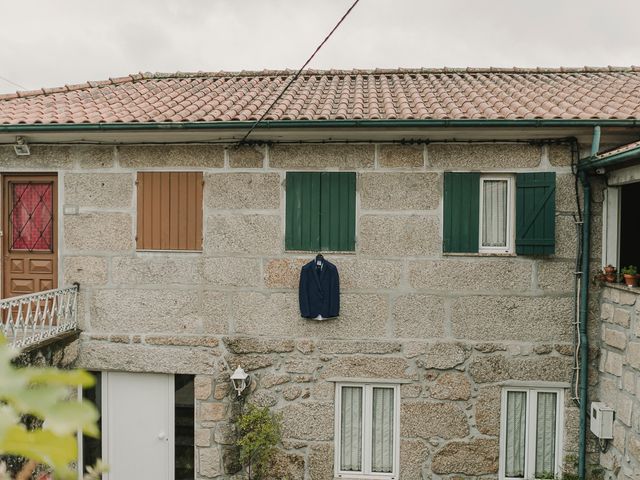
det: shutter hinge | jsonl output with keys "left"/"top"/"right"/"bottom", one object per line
{"left": 135, "top": 180, "right": 139, "bottom": 185}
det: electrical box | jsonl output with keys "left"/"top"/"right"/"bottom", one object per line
{"left": 590, "top": 402, "right": 615, "bottom": 439}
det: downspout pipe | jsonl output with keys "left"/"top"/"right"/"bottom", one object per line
{"left": 577, "top": 142, "right": 593, "bottom": 480}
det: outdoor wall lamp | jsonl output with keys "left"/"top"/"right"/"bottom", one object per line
{"left": 14, "top": 136, "right": 30, "bottom": 156}
{"left": 230, "top": 366, "right": 250, "bottom": 397}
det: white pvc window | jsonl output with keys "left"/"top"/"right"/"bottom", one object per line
{"left": 499, "top": 387, "right": 564, "bottom": 480}
{"left": 479, "top": 175, "right": 514, "bottom": 254}
{"left": 334, "top": 383, "right": 400, "bottom": 479}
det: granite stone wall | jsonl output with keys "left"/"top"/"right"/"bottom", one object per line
{"left": 598, "top": 285, "right": 640, "bottom": 480}
{"left": 0, "top": 142, "right": 595, "bottom": 479}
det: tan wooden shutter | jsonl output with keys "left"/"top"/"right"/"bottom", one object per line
{"left": 136, "top": 172, "right": 203, "bottom": 251}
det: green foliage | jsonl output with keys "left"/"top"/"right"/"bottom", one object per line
{"left": 0, "top": 336, "right": 100, "bottom": 479}
{"left": 236, "top": 403, "right": 282, "bottom": 479}
{"left": 622, "top": 265, "right": 638, "bottom": 275}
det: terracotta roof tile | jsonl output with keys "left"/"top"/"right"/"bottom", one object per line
{"left": 3, "top": 67, "right": 640, "bottom": 125}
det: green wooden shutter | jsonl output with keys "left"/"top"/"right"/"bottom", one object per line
{"left": 320, "top": 172, "right": 356, "bottom": 251}
{"left": 515, "top": 172, "right": 556, "bottom": 255}
{"left": 443, "top": 172, "right": 480, "bottom": 253}
{"left": 286, "top": 172, "right": 321, "bottom": 250}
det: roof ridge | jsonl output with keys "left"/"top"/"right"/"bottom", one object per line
{"left": 2, "top": 66, "right": 640, "bottom": 101}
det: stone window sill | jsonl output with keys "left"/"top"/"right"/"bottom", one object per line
{"left": 601, "top": 282, "right": 640, "bottom": 295}
{"left": 443, "top": 252, "right": 517, "bottom": 258}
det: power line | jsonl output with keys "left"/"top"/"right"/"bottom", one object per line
{"left": 237, "top": 0, "right": 361, "bottom": 145}
{"left": 0, "top": 75, "right": 27, "bottom": 90}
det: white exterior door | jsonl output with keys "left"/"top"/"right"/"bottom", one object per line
{"left": 103, "top": 372, "right": 174, "bottom": 480}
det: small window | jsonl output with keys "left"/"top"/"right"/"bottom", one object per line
{"left": 136, "top": 172, "right": 203, "bottom": 251}
{"left": 499, "top": 387, "right": 564, "bottom": 480}
{"left": 444, "top": 172, "right": 555, "bottom": 255}
{"left": 334, "top": 383, "right": 399, "bottom": 479}
{"left": 286, "top": 172, "right": 356, "bottom": 251}
{"left": 480, "top": 176, "right": 514, "bottom": 253}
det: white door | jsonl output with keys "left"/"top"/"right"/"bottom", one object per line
{"left": 103, "top": 372, "right": 174, "bottom": 480}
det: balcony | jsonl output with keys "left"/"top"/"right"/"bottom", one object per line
{"left": 1, "top": 284, "right": 79, "bottom": 350}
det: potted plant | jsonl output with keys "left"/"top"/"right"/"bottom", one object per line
{"left": 604, "top": 265, "right": 617, "bottom": 283}
{"left": 621, "top": 265, "right": 638, "bottom": 287}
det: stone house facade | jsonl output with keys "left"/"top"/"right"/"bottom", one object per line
{"left": 1, "top": 68, "right": 640, "bottom": 479}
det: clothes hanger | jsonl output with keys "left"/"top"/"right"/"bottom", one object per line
{"left": 315, "top": 253, "right": 324, "bottom": 268}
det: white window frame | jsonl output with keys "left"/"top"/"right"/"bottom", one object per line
{"left": 334, "top": 383, "right": 400, "bottom": 479}
{"left": 479, "top": 174, "right": 515, "bottom": 254}
{"left": 499, "top": 387, "right": 565, "bottom": 480}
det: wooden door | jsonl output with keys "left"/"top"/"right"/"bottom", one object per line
{"left": 2, "top": 175, "right": 57, "bottom": 299}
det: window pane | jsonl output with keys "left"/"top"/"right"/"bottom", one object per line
{"left": 11, "top": 182, "right": 54, "bottom": 252}
{"left": 482, "top": 179, "right": 508, "bottom": 247}
{"left": 505, "top": 391, "right": 527, "bottom": 477}
{"left": 371, "top": 387, "right": 394, "bottom": 473}
{"left": 340, "top": 386, "right": 363, "bottom": 472}
{"left": 535, "top": 392, "right": 557, "bottom": 477}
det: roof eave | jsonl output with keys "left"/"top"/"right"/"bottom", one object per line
{"left": 1, "top": 118, "right": 640, "bottom": 133}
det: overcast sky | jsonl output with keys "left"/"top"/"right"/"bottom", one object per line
{"left": 0, "top": 0, "right": 638, "bottom": 94}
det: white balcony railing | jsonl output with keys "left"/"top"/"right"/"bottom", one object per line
{"left": 1, "top": 284, "right": 79, "bottom": 349}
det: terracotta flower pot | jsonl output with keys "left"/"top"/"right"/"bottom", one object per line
{"left": 605, "top": 273, "right": 616, "bottom": 283}
{"left": 623, "top": 274, "right": 637, "bottom": 287}
{"left": 604, "top": 265, "right": 616, "bottom": 275}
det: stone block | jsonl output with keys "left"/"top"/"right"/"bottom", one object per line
{"left": 200, "top": 402, "right": 226, "bottom": 422}
{"left": 263, "top": 258, "right": 306, "bottom": 289}
{"left": 318, "top": 340, "right": 401, "bottom": 354}
{"left": 90, "top": 288, "right": 203, "bottom": 333}
{"left": 199, "top": 446, "right": 222, "bottom": 478}
{"left": 628, "top": 341, "right": 640, "bottom": 371}
{"left": 0, "top": 145, "right": 74, "bottom": 168}
{"left": 359, "top": 215, "right": 440, "bottom": 256}
{"left": 64, "top": 173, "right": 133, "bottom": 208}
{"left": 118, "top": 145, "right": 224, "bottom": 168}
{"left": 233, "top": 292, "right": 389, "bottom": 339}
{"left": 320, "top": 356, "right": 413, "bottom": 380}
{"left": 111, "top": 256, "right": 201, "bottom": 285}
{"left": 308, "top": 443, "right": 334, "bottom": 480}
{"left": 401, "top": 402, "right": 469, "bottom": 439}
{"left": 613, "top": 308, "right": 631, "bottom": 328}
{"left": 282, "top": 385, "right": 302, "bottom": 401}
{"left": 378, "top": 144, "right": 424, "bottom": 168}
{"left": 476, "top": 386, "right": 501, "bottom": 435}
{"left": 260, "top": 373, "right": 291, "bottom": 389}
{"left": 76, "top": 340, "right": 214, "bottom": 374}
{"left": 223, "top": 337, "right": 295, "bottom": 354}
{"left": 430, "top": 372, "right": 471, "bottom": 400}
{"left": 409, "top": 258, "right": 532, "bottom": 291}
{"left": 144, "top": 336, "right": 218, "bottom": 347}
{"left": 360, "top": 173, "right": 439, "bottom": 210}
{"left": 63, "top": 256, "right": 108, "bottom": 286}
{"left": 549, "top": 144, "right": 572, "bottom": 166}
{"left": 64, "top": 213, "right": 133, "bottom": 252}
{"left": 555, "top": 214, "right": 578, "bottom": 259}
{"left": 333, "top": 258, "right": 403, "bottom": 290}
{"left": 605, "top": 351, "right": 623, "bottom": 376}
{"left": 195, "top": 375, "right": 212, "bottom": 400}
{"left": 393, "top": 294, "right": 445, "bottom": 339}
{"left": 224, "top": 354, "right": 273, "bottom": 371}
{"left": 201, "top": 291, "right": 230, "bottom": 334}
{"left": 204, "top": 214, "right": 281, "bottom": 255}
{"left": 74, "top": 146, "right": 115, "bottom": 168}
{"left": 204, "top": 173, "right": 280, "bottom": 209}
{"left": 267, "top": 450, "right": 305, "bottom": 479}
{"left": 201, "top": 257, "right": 261, "bottom": 287}
{"left": 418, "top": 342, "right": 470, "bottom": 369}
{"left": 451, "top": 295, "right": 573, "bottom": 341}
{"left": 284, "top": 359, "right": 320, "bottom": 374}
{"left": 195, "top": 428, "right": 211, "bottom": 447}
{"left": 228, "top": 145, "right": 264, "bottom": 168}
{"left": 213, "top": 423, "right": 236, "bottom": 444}
{"left": 270, "top": 144, "right": 374, "bottom": 168}
{"left": 281, "top": 403, "right": 334, "bottom": 441}
{"left": 604, "top": 327, "right": 627, "bottom": 350}
{"left": 469, "top": 355, "right": 572, "bottom": 383}
{"left": 429, "top": 143, "right": 541, "bottom": 169}
{"left": 431, "top": 439, "right": 499, "bottom": 475}
{"left": 537, "top": 260, "right": 575, "bottom": 292}
{"left": 601, "top": 302, "right": 614, "bottom": 321}
{"left": 399, "top": 439, "right": 429, "bottom": 480}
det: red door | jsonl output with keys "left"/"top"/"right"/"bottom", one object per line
{"left": 2, "top": 175, "right": 57, "bottom": 299}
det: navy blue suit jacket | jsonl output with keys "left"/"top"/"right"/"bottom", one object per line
{"left": 299, "top": 259, "right": 340, "bottom": 319}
